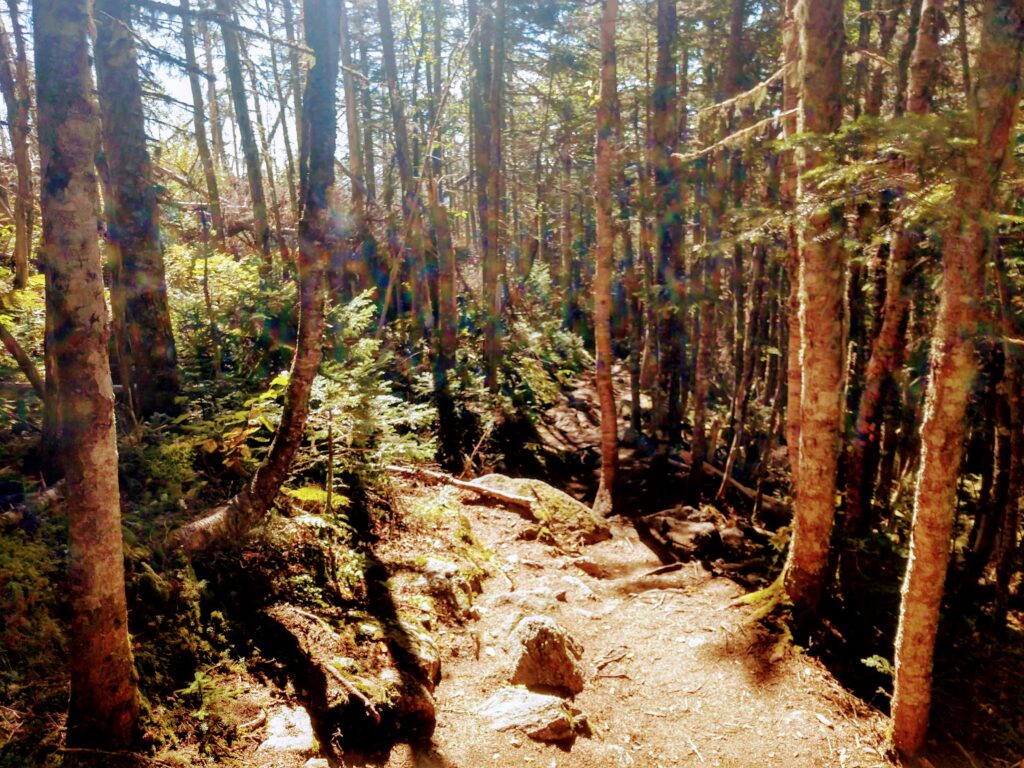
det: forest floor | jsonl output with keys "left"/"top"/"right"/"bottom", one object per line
{"left": 5, "top": 373, "right": 1020, "bottom": 768}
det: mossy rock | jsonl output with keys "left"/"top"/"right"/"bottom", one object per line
{"left": 472, "top": 475, "right": 611, "bottom": 546}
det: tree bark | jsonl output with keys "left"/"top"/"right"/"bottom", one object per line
{"left": 34, "top": 0, "right": 139, "bottom": 747}
{"left": 95, "top": 0, "right": 181, "bottom": 417}
{"left": 593, "top": 0, "right": 619, "bottom": 517}
{"left": 782, "top": 0, "right": 846, "bottom": 625}
{"left": 891, "top": 0, "right": 1024, "bottom": 753}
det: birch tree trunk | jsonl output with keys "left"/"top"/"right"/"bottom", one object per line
{"left": 593, "top": 0, "right": 619, "bottom": 517}
{"left": 782, "top": 0, "right": 846, "bottom": 624}
{"left": 891, "top": 0, "right": 1024, "bottom": 751}
{"left": 34, "top": 0, "right": 139, "bottom": 746}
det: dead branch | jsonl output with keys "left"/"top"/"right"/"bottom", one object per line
{"left": 385, "top": 465, "right": 534, "bottom": 512}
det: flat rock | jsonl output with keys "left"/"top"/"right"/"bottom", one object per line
{"left": 508, "top": 615, "right": 585, "bottom": 694}
{"left": 476, "top": 687, "right": 585, "bottom": 742}
{"left": 257, "top": 705, "right": 317, "bottom": 757}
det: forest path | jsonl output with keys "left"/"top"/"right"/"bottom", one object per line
{"left": 352, "top": 496, "right": 896, "bottom": 768}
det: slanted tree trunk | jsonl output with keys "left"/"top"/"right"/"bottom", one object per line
{"left": 215, "top": 0, "right": 271, "bottom": 268}
{"left": 180, "top": 0, "right": 226, "bottom": 249}
{"left": 593, "top": 0, "right": 619, "bottom": 517}
{"left": 95, "top": 0, "right": 180, "bottom": 417}
{"left": 0, "top": 11, "right": 32, "bottom": 290}
{"left": 34, "top": 0, "right": 139, "bottom": 747}
{"left": 891, "top": 0, "right": 1024, "bottom": 753}
{"left": 176, "top": 0, "right": 340, "bottom": 555}
{"left": 782, "top": 0, "right": 846, "bottom": 625}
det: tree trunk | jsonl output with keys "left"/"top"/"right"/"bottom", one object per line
{"left": 845, "top": 0, "right": 942, "bottom": 533}
{"left": 200, "top": 11, "right": 228, "bottom": 173}
{"left": 176, "top": 0, "right": 339, "bottom": 555}
{"left": 782, "top": 0, "right": 846, "bottom": 625}
{"left": 180, "top": 0, "right": 226, "bottom": 249}
{"left": 593, "top": 0, "right": 619, "bottom": 517}
{"left": 891, "top": 0, "right": 1024, "bottom": 753}
{"left": 782, "top": 0, "right": 801, "bottom": 492}
{"left": 264, "top": 0, "right": 299, "bottom": 218}
{"left": 95, "top": 0, "right": 180, "bottom": 418}
{"left": 215, "top": 0, "right": 271, "bottom": 268}
{"left": 0, "top": 11, "right": 31, "bottom": 290}
{"left": 652, "top": 0, "right": 684, "bottom": 444}
{"left": 34, "top": 0, "right": 139, "bottom": 747}
{"left": 483, "top": 0, "right": 505, "bottom": 392}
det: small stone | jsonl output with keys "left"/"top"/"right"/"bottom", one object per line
{"left": 476, "top": 687, "right": 585, "bottom": 742}
{"left": 303, "top": 760, "right": 330, "bottom": 768}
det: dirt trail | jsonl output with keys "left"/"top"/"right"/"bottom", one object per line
{"left": 357, "top": 494, "right": 895, "bottom": 768}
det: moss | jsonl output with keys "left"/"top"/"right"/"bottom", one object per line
{"left": 0, "top": 529, "right": 65, "bottom": 689}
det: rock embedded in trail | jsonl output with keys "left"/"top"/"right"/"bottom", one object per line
{"left": 257, "top": 705, "right": 318, "bottom": 758}
{"left": 508, "top": 615, "right": 586, "bottom": 694}
{"left": 472, "top": 474, "right": 612, "bottom": 545}
{"left": 476, "top": 687, "right": 587, "bottom": 742}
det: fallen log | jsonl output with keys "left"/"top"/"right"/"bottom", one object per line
{"left": 385, "top": 465, "right": 534, "bottom": 513}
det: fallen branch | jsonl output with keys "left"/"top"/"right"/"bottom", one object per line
{"left": 385, "top": 465, "right": 533, "bottom": 512}
{"left": 323, "top": 664, "right": 382, "bottom": 725}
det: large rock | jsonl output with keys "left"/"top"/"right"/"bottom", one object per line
{"left": 476, "top": 687, "right": 586, "bottom": 742}
{"left": 472, "top": 474, "right": 612, "bottom": 545}
{"left": 508, "top": 615, "right": 585, "bottom": 694}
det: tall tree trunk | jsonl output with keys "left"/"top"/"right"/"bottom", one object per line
{"left": 593, "top": 0, "right": 619, "bottom": 517}
{"left": 652, "top": 0, "right": 683, "bottom": 443}
{"left": 181, "top": 0, "right": 226, "bottom": 250}
{"left": 782, "top": 0, "right": 846, "bottom": 625}
{"left": 782, "top": 0, "right": 802, "bottom": 492}
{"left": 215, "top": 0, "right": 271, "bottom": 268}
{"left": 95, "top": 0, "right": 180, "bottom": 417}
{"left": 176, "top": 0, "right": 340, "bottom": 555}
{"left": 200, "top": 11, "right": 228, "bottom": 173}
{"left": 845, "top": 0, "right": 942, "bottom": 534}
{"left": 0, "top": 11, "right": 31, "bottom": 290}
{"left": 891, "top": 0, "right": 1024, "bottom": 753}
{"left": 265, "top": 0, "right": 299, "bottom": 218}
{"left": 340, "top": 0, "right": 368, "bottom": 256}
{"left": 483, "top": 0, "right": 505, "bottom": 392}
{"left": 34, "top": 0, "right": 139, "bottom": 747}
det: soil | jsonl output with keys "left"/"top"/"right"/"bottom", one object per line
{"left": 358, "top": 491, "right": 897, "bottom": 768}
